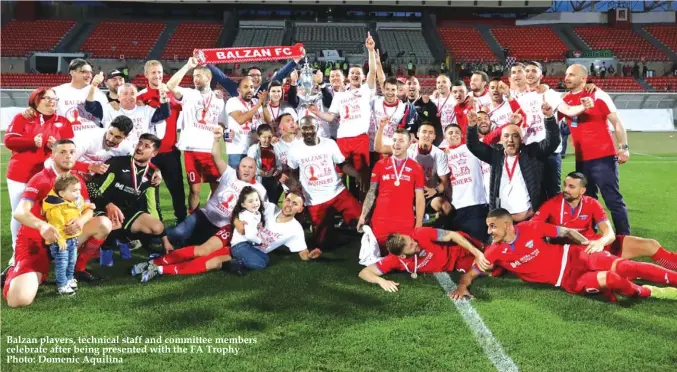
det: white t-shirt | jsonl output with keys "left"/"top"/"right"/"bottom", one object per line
{"left": 268, "top": 104, "right": 298, "bottom": 130}
{"left": 329, "top": 84, "right": 375, "bottom": 138}
{"left": 225, "top": 96, "right": 263, "bottom": 155}
{"left": 487, "top": 100, "right": 516, "bottom": 130}
{"left": 201, "top": 166, "right": 268, "bottom": 228}
{"left": 407, "top": 144, "right": 450, "bottom": 189}
{"left": 230, "top": 210, "right": 263, "bottom": 246}
{"left": 54, "top": 83, "right": 108, "bottom": 143}
{"left": 434, "top": 93, "right": 458, "bottom": 131}
{"left": 287, "top": 137, "right": 346, "bottom": 206}
{"left": 249, "top": 202, "right": 307, "bottom": 254}
{"left": 473, "top": 90, "right": 493, "bottom": 109}
{"left": 498, "top": 155, "right": 531, "bottom": 214}
{"left": 103, "top": 105, "right": 165, "bottom": 145}
{"left": 275, "top": 137, "right": 301, "bottom": 167}
{"left": 45, "top": 127, "right": 134, "bottom": 170}
{"left": 445, "top": 144, "right": 487, "bottom": 210}
{"left": 176, "top": 88, "right": 225, "bottom": 153}
{"left": 481, "top": 161, "right": 491, "bottom": 203}
{"left": 368, "top": 96, "right": 411, "bottom": 151}
{"left": 515, "top": 89, "right": 563, "bottom": 152}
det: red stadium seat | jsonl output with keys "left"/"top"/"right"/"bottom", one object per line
{"left": 161, "top": 23, "right": 223, "bottom": 60}
{"left": 1, "top": 20, "right": 76, "bottom": 57}
{"left": 490, "top": 26, "right": 568, "bottom": 61}
{"left": 0, "top": 73, "right": 71, "bottom": 89}
{"left": 81, "top": 21, "right": 165, "bottom": 59}
{"left": 574, "top": 26, "right": 668, "bottom": 61}
{"left": 646, "top": 76, "right": 677, "bottom": 92}
{"left": 437, "top": 27, "right": 498, "bottom": 63}
{"left": 643, "top": 25, "right": 677, "bottom": 55}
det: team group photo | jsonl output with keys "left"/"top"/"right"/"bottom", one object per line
{"left": 1, "top": 0, "right": 676, "bottom": 371}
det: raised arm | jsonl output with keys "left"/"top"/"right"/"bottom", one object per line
{"left": 211, "top": 127, "right": 228, "bottom": 175}
{"left": 374, "top": 116, "right": 392, "bottom": 154}
{"left": 167, "top": 58, "right": 199, "bottom": 100}
{"left": 527, "top": 102, "right": 561, "bottom": 159}
{"left": 466, "top": 119, "right": 495, "bottom": 164}
{"left": 308, "top": 105, "right": 336, "bottom": 123}
{"left": 206, "top": 64, "right": 238, "bottom": 97}
{"left": 365, "top": 33, "right": 377, "bottom": 90}
{"left": 84, "top": 72, "right": 106, "bottom": 121}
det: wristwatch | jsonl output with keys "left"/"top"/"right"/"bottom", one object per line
{"left": 618, "top": 144, "right": 629, "bottom": 150}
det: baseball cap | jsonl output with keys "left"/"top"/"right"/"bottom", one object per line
{"left": 108, "top": 69, "right": 125, "bottom": 79}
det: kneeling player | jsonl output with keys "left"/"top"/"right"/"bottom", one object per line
{"left": 533, "top": 172, "right": 677, "bottom": 270}
{"left": 450, "top": 209, "right": 677, "bottom": 302}
{"left": 358, "top": 228, "right": 489, "bottom": 292}
{"left": 90, "top": 134, "right": 173, "bottom": 255}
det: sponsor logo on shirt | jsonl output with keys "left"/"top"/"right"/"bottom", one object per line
{"left": 580, "top": 215, "right": 589, "bottom": 220}
{"left": 510, "top": 248, "right": 540, "bottom": 268}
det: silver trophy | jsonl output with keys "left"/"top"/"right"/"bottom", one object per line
{"left": 297, "top": 57, "right": 323, "bottom": 117}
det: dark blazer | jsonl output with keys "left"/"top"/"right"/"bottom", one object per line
{"left": 466, "top": 116, "right": 561, "bottom": 211}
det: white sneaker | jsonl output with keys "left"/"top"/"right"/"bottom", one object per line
{"left": 57, "top": 285, "right": 75, "bottom": 296}
{"left": 67, "top": 279, "right": 78, "bottom": 290}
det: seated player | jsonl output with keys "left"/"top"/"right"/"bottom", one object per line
{"left": 533, "top": 172, "right": 677, "bottom": 270}
{"left": 450, "top": 209, "right": 677, "bottom": 302}
{"left": 5, "top": 140, "right": 112, "bottom": 307}
{"left": 358, "top": 228, "right": 489, "bottom": 292}
{"left": 90, "top": 134, "right": 173, "bottom": 255}
{"left": 358, "top": 126, "right": 425, "bottom": 251}
{"left": 131, "top": 191, "right": 320, "bottom": 282}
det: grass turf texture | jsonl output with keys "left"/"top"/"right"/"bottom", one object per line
{"left": 1, "top": 132, "right": 676, "bottom": 372}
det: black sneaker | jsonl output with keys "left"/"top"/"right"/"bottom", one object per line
{"left": 75, "top": 270, "right": 103, "bottom": 282}
{"left": 223, "top": 260, "right": 247, "bottom": 276}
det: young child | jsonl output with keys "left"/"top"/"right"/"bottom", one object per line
{"left": 227, "top": 186, "right": 267, "bottom": 273}
{"left": 247, "top": 124, "right": 283, "bottom": 204}
{"left": 42, "top": 173, "right": 94, "bottom": 295}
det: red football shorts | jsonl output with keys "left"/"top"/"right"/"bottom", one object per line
{"left": 184, "top": 151, "right": 220, "bottom": 186}
{"left": 371, "top": 218, "right": 415, "bottom": 248}
{"left": 3, "top": 236, "right": 49, "bottom": 299}
{"left": 213, "top": 225, "right": 233, "bottom": 248}
{"left": 562, "top": 245, "right": 622, "bottom": 294}
{"left": 337, "top": 134, "right": 370, "bottom": 171}
{"left": 308, "top": 189, "right": 362, "bottom": 227}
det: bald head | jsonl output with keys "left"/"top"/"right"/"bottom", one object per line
{"left": 565, "top": 64, "right": 588, "bottom": 91}
{"left": 501, "top": 124, "right": 522, "bottom": 156}
{"left": 238, "top": 156, "right": 257, "bottom": 181}
{"left": 299, "top": 115, "right": 317, "bottom": 129}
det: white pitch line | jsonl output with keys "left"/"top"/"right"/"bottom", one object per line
{"left": 631, "top": 152, "right": 669, "bottom": 159}
{"left": 434, "top": 272, "right": 519, "bottom": 372}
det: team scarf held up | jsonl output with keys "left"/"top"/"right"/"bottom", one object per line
{"left": 194, "top": 43, "right": 305, "bottom": 65}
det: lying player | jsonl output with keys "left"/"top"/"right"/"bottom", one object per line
{"left": 450, "top": 208, "right": 677, "bottom": 302}
{"left": 358, "top": 228, "right": 489, "bottom": 292}
{"left": 533, "top": 172, "right": 677, "bottom": 270}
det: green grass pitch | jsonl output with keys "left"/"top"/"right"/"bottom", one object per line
{"left": 1, "top": 132, "right": 676, "bottom": 372}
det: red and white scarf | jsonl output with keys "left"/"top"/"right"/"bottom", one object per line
{"left": 194, "top": 44, "right": 305, "bottom": 65}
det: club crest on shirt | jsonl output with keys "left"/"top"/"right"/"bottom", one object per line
{"left": 418, "top": 249, "right": 427, "bottom": 257}
{"left": 525, "top": 240, "right": 534, "bottom": 249}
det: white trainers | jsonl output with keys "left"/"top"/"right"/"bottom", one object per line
{"left": 67, "top": 279, "right": 78, "bottom": 291}
{"left": 57, "top": 285, "right": 75, "bottom": 296}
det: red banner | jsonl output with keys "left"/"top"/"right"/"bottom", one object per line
{"left": 194, "top": 43, "right": 305, "bottom": 65}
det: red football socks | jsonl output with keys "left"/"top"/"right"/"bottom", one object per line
{"left": 605, "top": 271, "right": 650, "bottom": 298}
{"left": 75, "top": 237, "right": 105, "bottom": 272}
{"left": 160, "top": 255, "right": 210, "bottom": 275}
{"left": 650, "top": 247, "right": 677, "bottom": 271}
{"left": 615, "top": 259, "right": 677, "bottom": 286}
{"left": 152, "top": 246, "right": 196, "bottom": 265}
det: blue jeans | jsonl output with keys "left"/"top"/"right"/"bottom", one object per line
{"left": 576, "top": 155, "right": 630, "bottom": 235}
{"left": 231, "top": 241, "right": 269, "bottom": 270}
{"left": 541, "top": 153, "right": 562, "bottom": 201}
{"left": 49, "top": 237, "right": 78, "bottom": 287}
{"left": 227, "top": 154, "right": 245, "bottom": 170}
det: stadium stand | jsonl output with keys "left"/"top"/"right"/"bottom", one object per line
{"left": 160, "top": 23, "right": 223, "bottom": 60}
{"left": 0, "top": 20, "right": 76, "bottom": 57}
{"left": 377, "top": 28, "right": 434, "bottom": 64}
{"left": 437, "top": 27, "right": 497, "bottom": 62}
{"left": 0, "top": 73, "right": 70, "bottom": 88}
{"left": 490, "top": 26, "right": 568, "bottom": 61}
{"left": 574, "top": 26, "right": 668, "bottom": 61}
{"left": 232, "top": 27, "right": 284, "bottom": 48}
{"left": 294, "top": 24, "right": 367, "bottom": 54}
{"left": 130, "top": 74, "right": 195, "bottom": 88}
{"left": 646, "top": 76, "right": 677, "bottom": 92}
{"left": 643, "top": 25, "right": 677, "bottom": 54}
{"left": 81, "top": 21, "right": 165, "bottom": 59}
